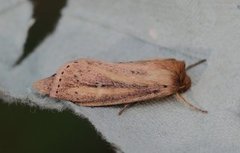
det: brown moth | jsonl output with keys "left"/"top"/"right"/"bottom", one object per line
{"left": 33, "top": 58, "right": 207, "bottom": 115}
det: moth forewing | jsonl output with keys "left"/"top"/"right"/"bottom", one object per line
{"left": 33, "top": 58, "right": 207, "bottom": 115}
{"left": 33, "top": 76, "right": 54, "bottom": 95}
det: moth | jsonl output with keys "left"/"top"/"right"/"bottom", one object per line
{"left": 33, "top": 58, "right": 207, "bottom": 115}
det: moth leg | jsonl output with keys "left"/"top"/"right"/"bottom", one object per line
{"left": 186, "top": 59, "right": 206, "bottom": 70}
{"left": 118, "top": 104, "right": 134, "bottom": 115}
{"left": 175, "top": 93, "right": 208, "bottom": 113}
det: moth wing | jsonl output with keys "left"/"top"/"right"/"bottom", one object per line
{"left": 76, "top": 86, "right": 172, "bottom": 106}
{"left": 48, "top": 58, "right": 181, "bottom": 106}
{"left": 33, "top": 75, "right": 55, "bottom": 95}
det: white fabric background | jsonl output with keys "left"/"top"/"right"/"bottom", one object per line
{"left": 1, "top": 0, "right": 240, "bottom": 152}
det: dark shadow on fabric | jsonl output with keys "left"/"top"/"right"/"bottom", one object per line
{"left": 14, "top": 0, "right": 67, "bottom": 66}
{"left": 0, "top": 100, "right": 116, "bottom": 153}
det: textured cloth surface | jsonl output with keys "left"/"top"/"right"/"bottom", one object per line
{"left": 1, "top": 0, "right": 240, "bottom": 153}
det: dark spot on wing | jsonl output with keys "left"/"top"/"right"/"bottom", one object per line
{"left": 86, "top": 61, "right": 93, "bottom": 65}
{"left": 130, "top": 70, "right": 141, "bottom": 74}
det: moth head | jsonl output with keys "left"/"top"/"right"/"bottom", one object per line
{"left": 178, "top": 73, "right": 191, "bottom": 93}
{"left": 157, "top": 59, "right": 191, "bottom": 93}
{"left": 170, "top": 60, "right": 191, "bottom": 93}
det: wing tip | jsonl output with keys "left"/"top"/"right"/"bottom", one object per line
{"left": 32, "top": 76, "right": 54, "bottom": 95}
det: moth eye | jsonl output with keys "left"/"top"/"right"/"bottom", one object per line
{"left": 163, "top": 85, "right": 167, "bottom": 88}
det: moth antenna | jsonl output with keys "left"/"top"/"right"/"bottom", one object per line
{"left": 186, "top": 59, "right": 206, "bottom": 70}
{"left": 175, "top": 93, "right": 208, "bottom": 113}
